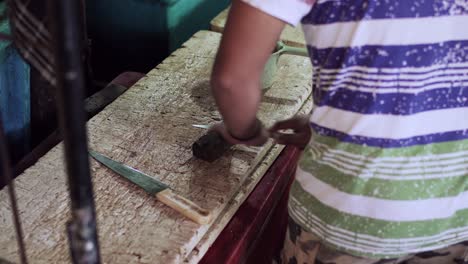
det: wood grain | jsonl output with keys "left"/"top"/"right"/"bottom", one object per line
{"left": 199, "top": 146, "right": 301, "bottom": 264}
{"left": 210, "top": 7, "right": 306, "bottom": 48}
{"left": 0, "top": 30, "right": 312, "bottom": 263}
{"left": 185, "top": 93, "right": 313, "bottom": 264}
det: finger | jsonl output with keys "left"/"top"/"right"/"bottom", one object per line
{"left": 273, "top": 132, "right": 310, "bottom": 148}
{"left": 269, "top": 116, "right": 309, "bottom": 132}
{"left": 269, "top": 119, "right": 298, "bottom": 131}
{"left": 207, "top": 123, "right": 241, "bottom": 145}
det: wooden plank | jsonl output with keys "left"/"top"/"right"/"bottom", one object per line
{"left": 199, "top": 146, "right": 300, "bottom": 264}
{"left": 0, "top": 30, "right": 312, "bottom": 263}
{"left": 186, "top": 93, "right": 312, "bottom": 264}
{"left": 210, "top": 7, "right": 306, "bottom": 48}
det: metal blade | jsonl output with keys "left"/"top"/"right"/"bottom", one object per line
{"left": 192, "top": 124, "right": 210, "bottom": 129}
{"left": 89, "top": 151, "right": 169, "bottom": 195}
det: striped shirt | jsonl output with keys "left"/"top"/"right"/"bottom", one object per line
{"left": 242, "top": 0, "right": 468, "bottom": 259}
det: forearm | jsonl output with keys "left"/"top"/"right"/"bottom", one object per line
{"left": 209, "top": 0, "right": 285, "bottom": 139}
{"left": 211, "top": 75, "right": 261, "bottom": 139}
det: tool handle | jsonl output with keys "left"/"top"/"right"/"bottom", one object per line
{"left": 192, "top": 130, "right": 232, "bottom": 162}
{"left": 156, "top": 189, "right": 213, "bottom": 225}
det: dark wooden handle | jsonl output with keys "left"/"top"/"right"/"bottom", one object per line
{"left": 192, "top": 130, "right": 232, "bottom": 162}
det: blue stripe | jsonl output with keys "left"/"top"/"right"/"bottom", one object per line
{"left": 302, "top": 0, "right": 468, "bottom": 25}
{"left": 310, "top": 41, "right": 468, "bottom": 68}
{"left": 313, "top": 86, "right": 468, "bottom": 115}
{"left": 311, "top": 124, "right": 468, "bottom": 148}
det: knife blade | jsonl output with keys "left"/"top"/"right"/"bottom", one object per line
{"left": 192, "top": 124, "right": 210, "bottom": 129}
{"left": 89, "top": 150, "right": 212, "bottom": 225}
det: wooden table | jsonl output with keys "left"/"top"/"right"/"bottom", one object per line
{"left": 210, "top": 7, "right": 306, "bottom": 48}
{"left": 200, "top": 146, "right": 301, "bottom": 264}
{"left": 0, "top": 31, "right": 312, "bottom": 263}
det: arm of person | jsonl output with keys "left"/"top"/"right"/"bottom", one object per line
{"left": 211, "top": 0, "right": 314, "bottom": 146}
{"left": 210, "top": 0, "right": 285, "bottom": 144}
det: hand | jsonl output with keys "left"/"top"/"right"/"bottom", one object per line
{"left": 210, "top": 122, "right": 270, "bottom": 147}
{"left": 268, "top": 115, "right": 311, "bottom": 149}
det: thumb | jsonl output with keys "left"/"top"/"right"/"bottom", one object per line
{"left": 269, "top": 116, "right": 309, "bottom": 132}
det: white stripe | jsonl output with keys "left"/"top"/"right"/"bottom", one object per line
{"left": 315, "top": 157, "right": 468, "bottom": 180}
{"left": 319, "top": 153, "right": 468, "bottom": 174}
{"left": 243, "top": 0, "right": 313, "bottom": 26}
{"left": 308, "top": 144, "right": 468, "bottom": 180}
{"left": 318, "top": 149, "right": 468, "bottom": 169}
{"left": 317, "top": 63, "right": 468, "bottom": 75}
{"left": 316, "top": 0, "right": 339, "bottom": 4}
{"left": 295, "top": 168, "right": 468, "bottom": 221}
{"left": 320, "top": 79, "right": 468, "bottom": 94}
{"left": 309, "top": 145, "right": 321, "bottom": 158}
{"left": 303, "top": 15, "right": 468, "bottom": 48}
{"left": 318, "top": 75, "right": 468, "bottom": 92}
{"left": 312, "top": 141, "right": 468, "bottom": 163}
{"left": 289, "top": 204, "right": 468, "bottom": 255}
{"left": 311, "top": 106, "right": 468, "bottom": 139}
{"left": 320, "top": 151, "right": 468, "bottom": 171}
{"left": 316, "top": 69, "right": 468, "bottom": 83}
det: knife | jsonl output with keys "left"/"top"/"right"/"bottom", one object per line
{"left": 192, "top": 124, "right": 210, "bottom": 129}
{"left": 89, "top": 150, "right": 212, "bottom": 225}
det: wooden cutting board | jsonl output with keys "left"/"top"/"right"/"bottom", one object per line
{"left": 0, "top": 30, "right": 312, "bottom": 263}
{"left": 210, "top": 7, "right": 306, "bottom": 48}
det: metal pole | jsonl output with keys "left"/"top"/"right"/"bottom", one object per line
{"left": 0, "top": 120, "right": 28, "bottom": 264}
{"left": 48, "top": 0, "right": 101, "bottom": 263}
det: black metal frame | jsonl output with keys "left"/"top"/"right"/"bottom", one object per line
{"left": 2, "top": 0, "right": 100, "bottom": 262}
{"left": 0, "top": 120, "right": 28, "bottom": 263}
{"left": 48, "top": 0, "right": 101, "bottom": 263}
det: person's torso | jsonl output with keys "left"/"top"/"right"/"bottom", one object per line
{"left": 289, "top": 0, "right": 468, "bottom": 258}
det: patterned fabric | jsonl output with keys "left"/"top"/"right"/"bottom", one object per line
{"left": 241, "top": 0, "right": 468, "bottom": 259}
{"left": 281, "top": 217, "right": 468, "bottom": 264}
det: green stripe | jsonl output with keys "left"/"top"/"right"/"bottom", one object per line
{"left": 315, "top": 153, "right": 467, "bottom": 175}
{"left": 311, "top": 143, "right": 468, "bottom": 168}
{"left": 290, "top": 181, "right": 468, "bottom": 240}
{"left": 298, "top": 158, "right": 468, "bottom": 200}
{"left": 288, "top": 207, "right": 462, "bottom": 259}
{"left": 313, "top": 134, "right": 468, "bottom": 158}
{"left": 305, "top": 144, "right": 468, "bottom": 174}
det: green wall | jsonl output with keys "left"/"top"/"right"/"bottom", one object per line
{"left": 86, "top": 0, "right": 229, "bottom": 82}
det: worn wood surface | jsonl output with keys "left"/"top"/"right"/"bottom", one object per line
{"left": 210, "top": 7, "right": 306, "bottom": 48}
{"left": 200, "top": 146, "right": 301, "bottom": 264}
{"left": 186, "top": 94, "right": 312, "bottom": 264}
{"left": 0, "top": 30, "right": 312, "bottom": 263}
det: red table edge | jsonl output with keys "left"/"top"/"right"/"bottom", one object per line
{"left": 200, "top": 146, "right": 301, "bottom": 264}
